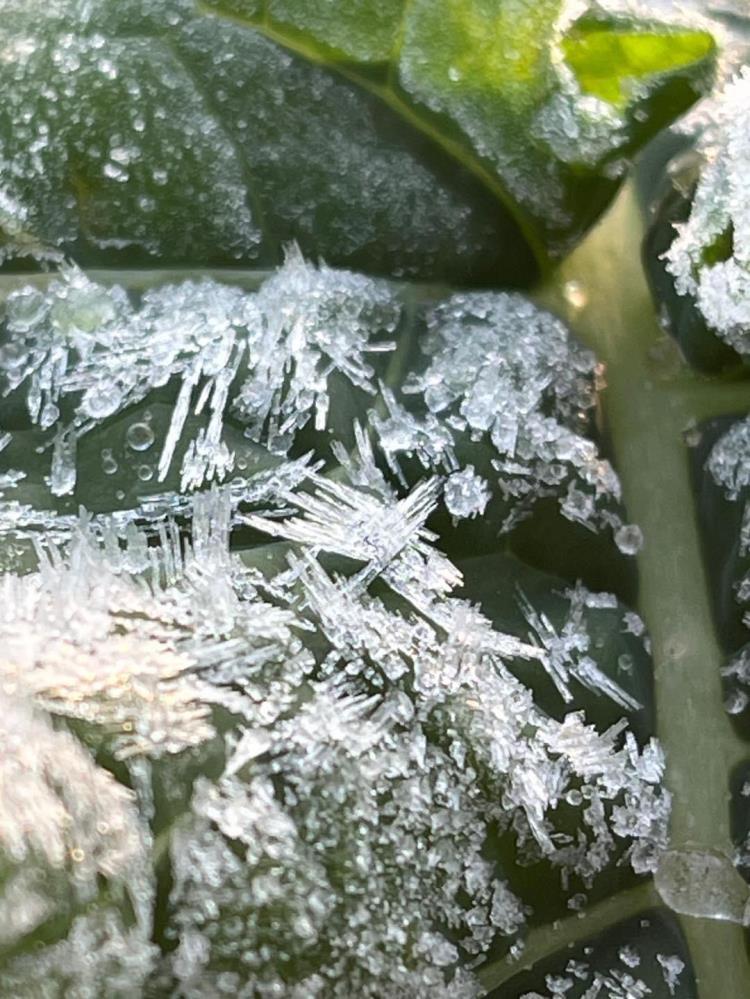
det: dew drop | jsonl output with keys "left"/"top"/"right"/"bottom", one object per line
{"left": 137, "top": 463, "right": 153, "bottom": 482}
{"left": 101, "top": 449, "right": 118, "bottom": 475}
{"left": 126, "top": 422, "right": 155, "bottom": 452}
{"left": 563, "top": 280, "right": 588, "bottom": 310}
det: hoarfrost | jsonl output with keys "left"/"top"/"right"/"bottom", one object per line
{"left": 0, "top": 252, "right": 657, "bottom": 992}
{"left": 657, "top": 953, "right": 685, "bottom": 996}
{"left": 371, "top": 291, "right": 630, "bottom": 545}
{"left": 0, "top": 480, "right": 664, "bottom": 994}
{"left": 520, "top": 583, "right": 642, "bottom": 710}
{"left": 665, "top": 68, "right": 750, "bottom": 353}
{"left": 707, "top": 415, "right": 750, "bottom": 500}
{"left": 444, "top": 465, "right": 490, "bottom": 520}
{"left": 0, "top": 251, "right": 398, "bottom": 495}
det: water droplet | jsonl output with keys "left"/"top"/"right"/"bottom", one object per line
{"left": 137, "top": 463, "right": 153, "bottom": 482}
{"left": 563, "top": 280, "right": 588, "bottom": 310}
{"left": 565, "top": 789, "right": 583, "bottom": 806}
{"left": 126, "top": 422, "right": 155, "bottom": 452}
{"left": 101, "top": 449, "right": 118, "bottom": 475}
{"left": 447, "top": 65, "right": 462, "bottom": 82}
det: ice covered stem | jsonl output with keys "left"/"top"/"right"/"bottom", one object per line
{"left": 545, "top": 180, "right": 750, "bottom": 998}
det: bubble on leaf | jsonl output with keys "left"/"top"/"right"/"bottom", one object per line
{"left": 126, "top": 421, "right": 155, "bottom": 452}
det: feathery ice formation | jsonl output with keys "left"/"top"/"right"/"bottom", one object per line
{"left": 0, "top": 253, "right": 664, "bottom": 995}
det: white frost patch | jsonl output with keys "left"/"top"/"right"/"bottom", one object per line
{"left": 665, "top": 68, "right": 750, "bottom": 353}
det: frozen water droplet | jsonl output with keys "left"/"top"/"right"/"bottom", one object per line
{"left": 655, "top": 847, "right": 750, "bottom": 925}
{"left": 615, "top": 524, "right": 643, "bottom": 556}
{"left": 563, "top": 280, "right": 588, "bottom": 310}
{"left": 82, "top": 385, "right": 122, "bottom": 419}
{"left": 5, "top": 287, "right": 47, "bottom": 332}
{"left": 725, "top": 689, "right": 748, "bottom": 715}
{"left": 40, "top": 401, "right": 60, "bottom": 429}
{"left": 126, "top": 422, "right": 155, "bottom": 452}
{"left": 49, "top": 429, "right": 77, "bottom": 496}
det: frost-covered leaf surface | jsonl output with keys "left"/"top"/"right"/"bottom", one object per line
{"left": 0, "top": 0, "right": 715, "bottom": 279}
{"left": 0, "top": 250, "right": 672, "bottom": 994}
{"left": 3, "top": 2, "right": 750, "bottom": 996}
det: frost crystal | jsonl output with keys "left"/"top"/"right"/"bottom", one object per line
{"left": 665, "top": 68, "right": 750, "bottom": 353}
{"left": 371, "top": 291, "right": 629, "bottom": 543}
{"left": 0, "top": 250, "right": 398, "bottom": 495}
{"left": 657, "top": 953, "right": 686, "bottom": 995}
{"left": 0, "top": 477, "right": 663, "bottom": 994}
{"left": 0, "top": 251, "right": 656, "bottom": 993}
{"left": 444, "top": 465, "right": 490, "bottom": 520}
{"left": 707, "top": 415, "right": 750, "bottom": 500}
{"left": 521, "top": 583, "right": 642, "bottom": 710}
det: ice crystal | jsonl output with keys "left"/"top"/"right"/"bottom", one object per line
{"left": 657, "top": 953, "right": 686, "bottom": 995}
{"left": 444, "top": 465, "right": 490, "bottom": 520}
{"left": 0, "top": 909, "right": 157, "bottom": 998}
{"left": 232, "top": 245, "right": 399, "bottom": 452}
{"left": 520, "top": 583, "right": 642, "bottom": 710}
{"left": 371, "top": 291, "right": 632, "bottom": 545}
{"left": 707, "top": 415, "right": 750, "bottom": 500}
{"left": 0, "top": 474, "right": 663, "bottom": 994}
{"left": 0, "top": 250, "right": 658, "bottom": 992}
{"left": 665, "top": 68, "right": 750, "bottom": 353}
{"left": 0, "top": 496, "right": 314, "bottom": 759}
{"left": 0, "top": 693, "right": 146, "bottom": 881}
{"left": 2, "top": 258, "right": 631, "bottom": 553}
{"left": 0, "top": 250, "right": 398, "bottom": 495}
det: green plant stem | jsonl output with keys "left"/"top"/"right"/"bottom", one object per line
{"left": 538, "top": 182, "right": 750, "bottom": 998}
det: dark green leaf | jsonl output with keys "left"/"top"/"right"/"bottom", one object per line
{"left": 0, "top": 0, "right": 715, "bottom": 281}
{"left": 485, "top": 907, "right": 696, "bottom": 998}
